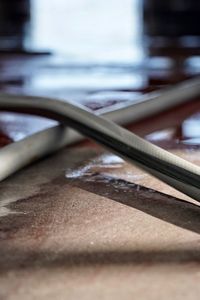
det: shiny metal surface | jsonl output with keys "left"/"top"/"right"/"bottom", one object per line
{"left": 0, "top": 92, "right": 200, "bottom": 201}
{"left": 0, "top": 77, "right": 199, "bottom": 182}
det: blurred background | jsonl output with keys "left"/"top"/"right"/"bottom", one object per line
{"left": 0, "top": 0, "right": 142, "bottom": 63}
{"left": 0, "top": 0, "right": 199, "bottom": 92}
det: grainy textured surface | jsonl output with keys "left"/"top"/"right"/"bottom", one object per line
{"left": 0, "top": 146, "right": 199, "bottom": 300}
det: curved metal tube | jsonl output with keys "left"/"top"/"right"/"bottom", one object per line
{"left": 0, "top": 93, "right": 200, "bottom": 201}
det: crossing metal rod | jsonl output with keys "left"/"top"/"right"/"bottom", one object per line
{"left": 0, "top": 77, "right": 200, "bottom": 182}
{"left": 0, "top": 91, "right": 199, "bottom": 201}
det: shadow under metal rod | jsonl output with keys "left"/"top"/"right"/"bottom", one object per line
{"left": 0, "top": 93, "right": 200, "bottom": 201}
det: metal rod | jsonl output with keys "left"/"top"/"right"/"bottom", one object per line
{"left": 0, "top": 91, "right": 199, "bottom": 201}
{"left": 0, "top": 77, "right": 200, "bottom": 182}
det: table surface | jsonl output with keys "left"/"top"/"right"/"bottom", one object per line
{"left": 0, "top": 52, "right": 200, "bottom": 300}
